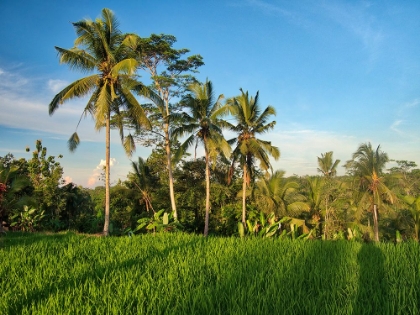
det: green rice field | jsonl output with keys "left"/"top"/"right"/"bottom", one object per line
{"left": 1, "top": 232, "right": 419, "bottom": 314}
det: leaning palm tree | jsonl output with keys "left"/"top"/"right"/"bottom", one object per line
{"left": 49, "top": 8, "right": 159, "bottom": 236}
{"left": 172, "top": 80, "right": 230, "bottom": 236}
{"left": 225, "top": 89, "right": 280, "bottom": 227}
{"left": 345, "top": 143, "right": 395, "bottom": 242}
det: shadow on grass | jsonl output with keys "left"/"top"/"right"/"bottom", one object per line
{"left": 353, "top": 243, "right": 389, "bottom": 315}
{"left": 0, "top": 231, "right": 78, "bottom": 249}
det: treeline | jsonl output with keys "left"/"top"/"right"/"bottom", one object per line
{"left": 0, "top": 139, "right": 419, "bottom": 242}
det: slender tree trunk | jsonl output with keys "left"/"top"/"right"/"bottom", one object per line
{"left": 324, "top": 196, "right": 328, "bottom": 240}
{"left": 103, "top": 114, "right": 111, "bottom": 236}
{"left": 242, "top": 164, "right": 247, "bottom": 228}
{"left": 165, "top": 123, "right": 177, "bottom": 220}
{"left": 373, "top": 204, "right": 379, "bottom": 242}
{"left": 204, "top": 148, "right": 210, "bottom": 236}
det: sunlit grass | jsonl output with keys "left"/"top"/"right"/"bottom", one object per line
{"left": 1, "top": 232, "right": 419, "bottom": 314}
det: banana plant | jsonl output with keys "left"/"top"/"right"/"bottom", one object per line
{"left": 403, "top": 195, "right": 420, "bottom": 241}
{"left": 238, "top": 211, "right": 315, "bottom": 239}
{"left": 10, "top": 205, "right": 45, "bottom": 232}
{"left": 134, "top": 209, "right": 183, "bottom": 234}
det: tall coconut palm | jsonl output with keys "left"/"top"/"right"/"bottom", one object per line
{"left": 49, "top": 8, "right": 159, "bottom": 236}
{"left": 345, "top": 143, "right": 395, "bottom": 242}
{"left": 226, "top": 89, "right": 280, "bottom": 227}
{"left": 317, "top": 151, "right": 340, "bottom": 178}
{"left": 172, "top": 80, "right": 230, "bottom": 236}
{"left": 316, "top": 151, "right": 340, "bottom": 239}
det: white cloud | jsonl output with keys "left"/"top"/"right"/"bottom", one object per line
{"left": 96, "top": 158, "right": 117, "bottom": 169}
{"left": 64, "top": 176, "right": 72, "bottom": 184}
{"left": 265, "top": 129, "right": 359, "bottom": 176}
{"left": 48, "top": 79, "right": 69, "bottom": 93}
{"left": 0, "top": 68, "right": 28, "bottom": 89}
{"left": 87, "top": 158, "right": 118, "bottom": 187}
{"left": 390, "top": 120, "right": 403, "bottom": 134}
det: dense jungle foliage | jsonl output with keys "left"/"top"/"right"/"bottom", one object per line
{"left": 0, "top": 140, "right": 419, "bottom": 242}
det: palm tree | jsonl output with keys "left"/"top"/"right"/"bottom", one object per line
{"left": 317, "top": 151, "right": 340, "bottom": 178}
{"left": 252, "top": 170, "right": 308, "bottom": 217}
{"left": 49, "top": 8, "right": 159, "bottom": 236}
{"left": 316, "top": 151, "right": 340, "bottom": 239}
{"left": 226, "top": 89, "right": 280, "bottom": 227}
{"left": 345, "top": 143, "right": 395, "bottom": 242}
{"left": 403, "top": 195, "right": 420, "bottom": 241}
{"left": 129, "top": 157, "right": 157, "bottom": 213}
{"left": 172, "top": 80, "right": 230, "bottom": 236}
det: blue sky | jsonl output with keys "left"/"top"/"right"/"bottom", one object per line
{"left": 0, "top": 0, "right": 419, "bottom": 187}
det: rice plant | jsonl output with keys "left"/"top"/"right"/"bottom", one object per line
{"left": 1, "top": 232, "right": 419, "bottom": 314}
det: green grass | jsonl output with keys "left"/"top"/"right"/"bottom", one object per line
{"left": 1, "top": 232, "right": 420, "bottom": 314}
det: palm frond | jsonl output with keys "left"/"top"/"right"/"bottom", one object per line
{"left": 49, "top": 75, "right": 98, "bottom": 115}
{"left": 111, "top": 58, "right": 138, "bottom": 76}
{"left": 174, "top": 134, "right": 196, "bottom": 162}
{"left": 55, "top": 47, "right": 96, "bottom": 72}
{"left": 68, "top": 132, "right": 80, "bottom": 152}
{"left": 94, "top": 84, "right": 111, "bottom": 130}
{"left": 123, "top": 134, "right": 136, "bottom": 157}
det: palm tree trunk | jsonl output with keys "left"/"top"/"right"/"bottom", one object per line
{"left": 373, "top": 204, "right": 379, "bottom": 242}
{"left": 165, "top": 124, "right": 177, "bottom": 220}
{"left": 324, "top": 196, "right": 328, "bottom": 240}
{"left": 204, "top": 148, "right": 210, "bottom": 236}
{"left": 103, "top": 114, "right": 111, "bottom": 236}
{"left": 242, "top": 164, "right": 247, "bottom": 228}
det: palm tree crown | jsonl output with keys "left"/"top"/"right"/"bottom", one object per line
{"left": 174, "top": 80, "right": 230, "bottom": 160}
{"left": 227, "top": 89, "right": 279, "bottom": 178}
{"left": 317, "top": 151, "right": 340, "bottom": 178}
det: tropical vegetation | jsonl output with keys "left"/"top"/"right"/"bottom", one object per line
{"left": 1, "top": 7, "right": 420, "bottom": 314}
{"left": 0, "top": 8, "right": 418, "bottom": 243}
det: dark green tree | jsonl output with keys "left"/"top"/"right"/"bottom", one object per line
{"left": 26, "top": 140, "right": 66, "bottom": 228}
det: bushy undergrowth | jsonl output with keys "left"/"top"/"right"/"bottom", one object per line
{"left": 1, "top": 232, "right": 419, "bottom": 314}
